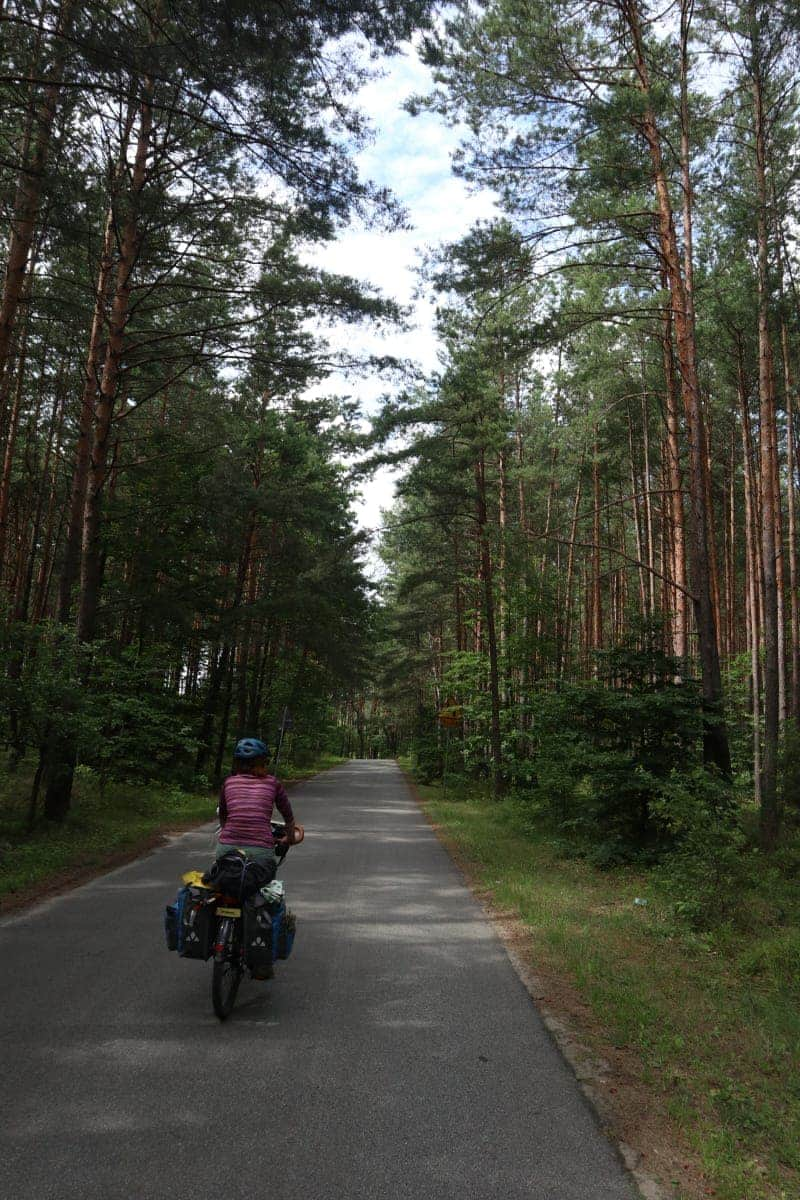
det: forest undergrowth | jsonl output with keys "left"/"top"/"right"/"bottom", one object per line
{"left": 411, "top": 769, "right": 800, "bottom": 1200}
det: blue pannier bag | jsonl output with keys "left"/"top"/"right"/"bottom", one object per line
{"left": 164, "top": 885, "right": 189, "bottom": 952}
{"left": 275, "top": 906, "right": 296, "bottom": 960}
{"left": 270, "top": 901, "right": 285, "bottom": 962}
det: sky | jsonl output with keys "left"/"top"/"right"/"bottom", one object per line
{"left": 307, "top": 45, "right": 498, "bottom": 572}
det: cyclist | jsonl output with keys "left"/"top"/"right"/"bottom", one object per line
{"left": 216, "top": 737, "right": 296, "bottom": 877}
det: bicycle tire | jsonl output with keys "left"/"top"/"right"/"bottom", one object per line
{"left": 212, "top": 959, "right": 242, "bottom": 1020}
{"left": 211, "top": 916, "right": 242, "bottom": 1020}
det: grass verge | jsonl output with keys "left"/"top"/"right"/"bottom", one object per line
{"left": 0, "top": 753, "right": 342, "bottom": 910}
{"left": 410, "top": 772, "right": 798, "bottom": 1200}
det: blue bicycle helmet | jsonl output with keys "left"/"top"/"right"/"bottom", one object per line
{"left": 234, "top": 737, "right": 268, "bottom": 760}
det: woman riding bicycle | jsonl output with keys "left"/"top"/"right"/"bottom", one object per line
{"left": 216, "top": 737, "right": 297, "bottom": 877}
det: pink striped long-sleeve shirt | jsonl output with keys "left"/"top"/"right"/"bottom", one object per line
{"left": 218, "top": 773, "right": 294, "bottom": 848}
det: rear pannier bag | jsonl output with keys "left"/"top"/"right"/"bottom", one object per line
{"left": 179, "top": 886, "right": 216, "bottom": 960}
{"left": 165, "top": 885, "right": 191, "bottom": 952}
{"left": 277, "top": 908, "right": 296, "bottom": 960}
{"left": 164, "top": 903, "right": 179, "bottom": 951}
{"left": 243, "top": 894, "right": 276, "bottom": 974}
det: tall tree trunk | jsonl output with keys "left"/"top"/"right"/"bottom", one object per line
{"left": 453, "top": 528, "right": 465, "bottom": 653}
{"left": 561, "top": 462, "right": 584, "bottom": 678}
{"left": 640, "top": 390, "right": 655, "bottom": 617}
{"left": 4, "top": 352, "right": 62, "bottom": 762}
{"left": 624, "top": 0, "right": 731, "bottom": 776}
{"left": 473, "top": 536, "right": 483, "bottom": 654}
{"left": 537, "top": 381, "right": 560, "bottom": 643}
{"left": 627, "top": 406, "right": 648, "bottom": 614}
{"left": 752, "top": 59, "right": 780, "bottom": 846}
{"left": 725, "top": 435, "right": 736, "bottom": 658}
{"left": 498, "top": 445, "right": 509, "bottom": 703}
{"left": 738, "top": 345, "right": 762, "bottom": 807}
{"left": 0, "top": 0, "right": 75, "bottom": 393}
{"left": 236, "top": 549, "right": 260, "bottom": 735}
{"left": 248, "top": 624, "right": 273, "bottom": 731}
{"left": 58, "top": 169, "right": 130, "bottom": 622}
{"left": 591, "top": 436, "right": 602, "bottom": 656}
{"left": 77, "top": 85, "right": 155, "bottom": 644}
{"left": 661, "top": 294, "right": 689, "bottom": 659}
{"left": 33, "top": 385, "right": 67, "bottom": 623}
{"left": 474, "top": 452, "right": 504, "bottom": 797}
{"left": 702, "top": 399, "right": 723, "bottom": 661}
{"left": 514, "top": 373, "right": 527, "bottom": 532}
{"left": 195, "top": 642, "right": 229, "bottom": 774}
{"left": 781, "top": 321, "right": 800, "bottom": 721}
{"left": 0, "top": 267, "right": 35, "bottom": 580}
{"left": 45, "top": 63, "right": 155, "bottom": 822}
{"left": 213, "top": 647, "right": 237, "bottom": 785}
{"left": 15, "top": 357, "right": 66, "bottom": 625}
{"left": 196, "top": 501, "right": 258, "bottom": 773}
{"left": 774, "top": 414, "right": 787, "bottom": 725}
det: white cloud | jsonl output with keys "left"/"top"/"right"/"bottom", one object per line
{"left": 302, "top": 45, "right": 498, "bottom": 577}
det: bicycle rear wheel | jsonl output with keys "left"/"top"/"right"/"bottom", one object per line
{"left": 212, "top": 959, "right": 242, "bottom": 1020}
{"left": 211, "top": 916, "right": 242, "bottom": 1020}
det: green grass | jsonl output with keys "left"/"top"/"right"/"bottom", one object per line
{"left": 411, "top": 773, "right": 800, "bottom": 1200}
{"left": 0, "top": 753, "right": 342, "bottom": 904}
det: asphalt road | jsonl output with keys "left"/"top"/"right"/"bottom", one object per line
{"left": 0, "top": 760, "right": 639, "bottom": 1200}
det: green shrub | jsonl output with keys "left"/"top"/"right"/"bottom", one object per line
{"left": 410, "top": 706, "right": 445, "bottom": 783}
{"left": 650, "top": 769, "right": 760, "bottom": 929}
{"left": 655, "top": 821, "right": 751, "bottom": 928}
{"left": 523, "top": 627, "right": 707, "bottom": 858}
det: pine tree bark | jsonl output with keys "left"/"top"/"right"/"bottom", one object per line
{"left": 15, "top": 358, "right": 66, "bottom": 625}
{"left": 724, "top": 436, "right": 736, "bottom": 657}
{"left": 45, "top": 61, "right": 155, "bottom": 821}
{"left": 561, "top": 462, "right": 584, "bottom": 678}
{"left": 641, "top": 391, "right": 655, "bottom": 617}
{"left": 498, "top": 444, "right": 510, "bottom": 703}
{"left": 453, "top": 528, "right": 465, "bottom": 653}
{"left": 0, "top": 0, "right": 75, "bottom": 393}
{"left": 32, "top": 388, "right": 67, "bottom": 623}
{"left": 591, "top": 437, "right": 602, "bottom": 656}
{"left": 661, "top": 295, "right": 689, "bottom": 659}
{"left": 0, "top": 265, "right": 36, "bottom": 581}
{"left": 781, "top": 321, "right": 800, "bottom": 721}
{"left": 623, "top": 0, "right": 731, "bottom": 776}
{"left": 738, "top": 345, "right": 763, "bottom": 806}
{"left": 774, "top": 414, "right": 787, "bottom": 724}
{"left": 627, "top": 406, "right": 648, "bottom": 614}
{"left": 514, "top": 373, "right": 527, "bottom": 532}
{"left": 195, "top": 642, "right": 228, "bottom": 774}
{"left": 213, "top": 646, "right": 237, "bottom": 785}
{"left": 752, "top": 59, "right": 780, "bottom": 846}
{"left": 474, "top": 452, "right": 504, "bottom": 797}
{"left": 58, "top": 106, "right": 134, "bottom": 624}
{"left": 702, "top": 401, "right": 723, "bottom": 661}
{"left": 77, "top": 84, "right": 155, "bottom": 644}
